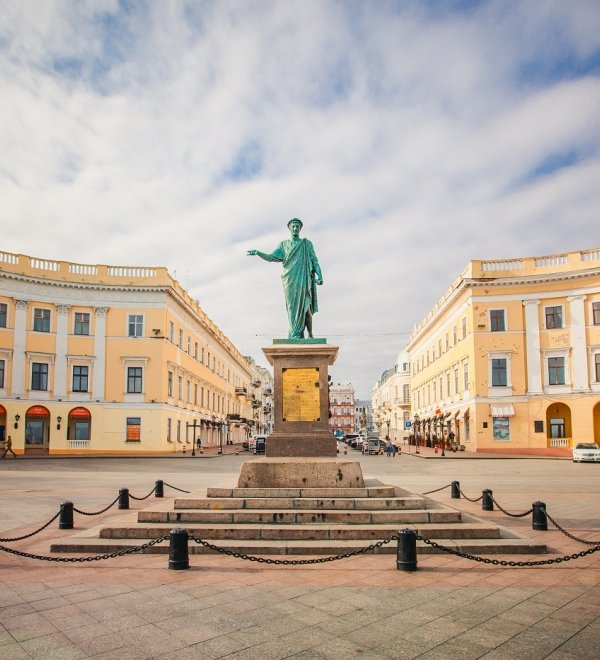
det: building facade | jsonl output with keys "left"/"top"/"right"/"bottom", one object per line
{"left": 328, "top": 382, "right": 356, "bottom": 436}
{"left": 0, "top": 250, "right": 264, "bottom": 455}
{"left": 406, "top": 248, "right": 600, "bottom": 455}
{"left": 371, "top": 351, "right": 411, "bottom": 445}
{"left": 354, "top": 399, "right": 375, "bottom": 437}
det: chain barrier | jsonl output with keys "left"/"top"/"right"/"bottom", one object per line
{"left": 129, "top": 488, "right": 157, "bottom": 501}
{"left": 459, "top": 489, "right": 483, "bottom": 503}
{"left": 418, "top": 535, "right": 600, "bottom": 566}
{"left": 543, "top": 509, "right": 600, "bottom": 546}
{"left": 190, "top": 534, "right": 398, "bottom": 565}
{"left": 163, "top": 482, "right": 191, "bottom": 494}
{"left": 421, "top": 483, "right": 452, "bottom": 495}
{"left": 0, "top": 534, "right": 169, "bottom": 563}
{"left": 0, "top": 510, "right": 61, "bottom": 543}
{"left": 73, "top": 495, "right": 121, "bottom": 517}
{"left": 491, "top": 498, "right": 533, "bottom": 518}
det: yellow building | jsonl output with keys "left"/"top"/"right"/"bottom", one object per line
{"left": 0, "top": 250, "right": 258, "bottom": 455}
{"left": 406, "top": 248, "right": 600, "bottom": 456}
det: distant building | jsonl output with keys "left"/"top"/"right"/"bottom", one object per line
{"left": 244, "top": 357, "right": 274, "bottom": 437}
{"left": 371, "top": 351, "right": 411, "bottom": 444}
{"left": 354, "top": 399, "right": 374, "bottom": 435}
{"left": 406, "top": 248, "right": 600, "bottom": 455}
{"left": 328, "top": 383, "right": 356, "bottom": 436}
{"left": 0, "top": 249, "right": 268, "bottom": 455}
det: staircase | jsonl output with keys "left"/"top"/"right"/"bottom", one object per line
{"left": 51, "top": 482, "right": 547, "bottom": 556}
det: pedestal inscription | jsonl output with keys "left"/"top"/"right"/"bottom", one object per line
{"left": 282, "top": 368, "right": 320, "bottom": 422}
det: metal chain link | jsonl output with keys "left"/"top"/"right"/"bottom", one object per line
{"left": 190, "top": 534, "right": 398, "bottom": 565}
{"left": 422, "top": 483, "right": 453, "bottom": 495}
{"left": 163, "top": 482, "right": 191, "bottom": 494}
{"left": 418, "top": 535, "right": 600, "bottom": 566}
{"left": 0, "top": 534, "right": 169, "bottom": 563}
{"left": 543, "top": 509, "right": 600, "bottom": 546}
{"left": 459, "top": 489, "right": 483, "bottom": 503}
{"left": 491, "top": 498, "right": 533, "bottom": 518}
{"left": 0, "top": 510, "right": 61, "bottom": 543}
{"left": 73, "top": 495, "right": 121, "bottom": 516}
{"left": 129, "top": 488, "right": 157, "bottom": 501}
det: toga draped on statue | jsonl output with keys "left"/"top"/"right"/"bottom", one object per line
{"left": 261, "top": 238, "right": 321, "bottom": 339}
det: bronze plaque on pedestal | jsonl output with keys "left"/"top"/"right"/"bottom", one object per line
{"left": 282, "top": 368, "right": 320, "bottom": 422}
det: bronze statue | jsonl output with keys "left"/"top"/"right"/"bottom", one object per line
{"left": 247, "top": 218, "right": 323, "bottom": 339}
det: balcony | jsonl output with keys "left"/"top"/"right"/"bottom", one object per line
{"left": 235, "top": 387, "right": 248, "bottom": 396}
{"left": 251, "top": 379, "right": 261, "bottom": 388}
{"left": 263, "top": 388, "right": 272, "bottom": 396}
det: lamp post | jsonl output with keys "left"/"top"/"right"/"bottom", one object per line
{"left": 440, "top": 417, "right": 445, "bottom": 457}
{"left": 185, "top": 420, "right": 199, "bottom": 456}
{"left": 414, "top": 414, "right": 420, "bottom": 454}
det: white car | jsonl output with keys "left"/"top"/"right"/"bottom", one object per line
{"left": 572, "top": 442, "right": 600, "bottom": 463}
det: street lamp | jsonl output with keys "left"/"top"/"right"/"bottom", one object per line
{"left": 440, "top": 416, "right": 445, "bottom": 457}
{"left": 185, "top": 420, "right": 199, "bottom": 456}
{"left": 413, "top": 414, "right": 420, "bottom": 454}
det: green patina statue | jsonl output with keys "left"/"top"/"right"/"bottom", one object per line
{"left": 247, "top": 218, "right": 323, "bottom": 339}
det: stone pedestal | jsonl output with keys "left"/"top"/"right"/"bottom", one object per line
{"left": 237, "top": 457, "right": 365, "bottom": 488}
{"left": 262, "top": 341, "right": 338, "bottom": 457}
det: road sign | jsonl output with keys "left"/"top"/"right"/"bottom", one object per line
{"left": 405, "top": 421, "right": 412, "bottom": 429}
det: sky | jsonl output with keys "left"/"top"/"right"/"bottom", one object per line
{"left": 1, "top": 0, "right": 600, "bottom": 399}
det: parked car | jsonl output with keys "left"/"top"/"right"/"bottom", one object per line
{"left": 572, "top": 442, "right": 600, "bottom": 462}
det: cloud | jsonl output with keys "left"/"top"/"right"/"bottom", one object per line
{"left": 1, "top": 0, "right": 599, "bottom": 397}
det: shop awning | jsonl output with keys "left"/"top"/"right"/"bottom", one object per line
{"left": 69, "top": 407, "right": 91, "bottom": 418}
{"left": 0, "top": 404, "right": 6, "bottom": 414}
{"left": 457, "top": 408, "right": 469, "bottom": 419}
{"left": 490, "top": 404, "right": 515, "bottom": 417}
{"left": 27, "top": 405, "right": 50, "bottom": 417}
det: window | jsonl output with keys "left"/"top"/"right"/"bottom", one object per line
{"left": 454, "top": 368, "right": 459, "bottom": 393}
{"left": 446, "top": 371, "right": 450, "bottom": 396}
{"left": 545, "top": 306, "right": 563, "bottom": 329}
{"left": 72, "top": 366, "right": 89, "bottom": 392}
{"left": 453, "top": 326, "right": 457, "bottom": 345}
{"left": 33, "top": 308, "right": 51, "bottom": 332}
{"left": 194, "top": 383, "right": 198, "bottom": 405}
{"left": 593, "top": 302, "right": 600, "bottom": 325}
{"left": 194, "top": 342, "right": 198, "bottom": 359}
{"left": 403, "top": 384, "right": 410, "bottom": 403}
{"left": 492, "top": 417, "right": 510, "bottom": 441}
{"left": 128, "top": 315, "right": 143, "bottom": 337}
{"left": 548, "top": 357, "right": 565, "bottom": 385}
{"left": 490, "top": 309, "right": 505, "bottom": 332}
{"left": 0, "top": 302, "right": 7, "bottom": 327}
{"left": 167, "top": 418, "right": 172, "bottom": 442}
{"left": 596, "top": 355, "right": 600, "bottom": 383}
{"left": 0, "top": 359, "right": 4, "bottom": 388}
{"left": 168, "top": 372, "right": 173, "bottom": 397}
{"left": 169, "top": 321, "right": 174, "bottom": 342}
{"left": 178, "top": 376, "right": 183, "bottom": 400}
{"left": 31, "top": 362, "right": 49, "bottom": 390}
{"left": 186, "top": 380, "right": 191, "bottom": 403}
{"left": 549, "top": 418, "right": 565, "bottom": 439}
{"left": 178, "top": 329, "right": 183, "bottom": 348}
{"left": 187, "top": 336, "right": 191, "bottom": 354}
{"left": 127, "top": 367, "right": 143, "bottom": 393}
{"left": 74, "top": 421, "right": 90, "bottom": 441}
{"left": 491, "top": 359, "right": 507, "bottom": 386}
{"left": 445, "top": 333, "right": 449, "bottom": 351}
{"left": 462, "top": 317, "right": 467, "bottom": 339}
{"left": 74, "top": 312, "right": 90, "bottom": 335}
{"left": 126, "top": 417, "right": 141, "bottom": 442}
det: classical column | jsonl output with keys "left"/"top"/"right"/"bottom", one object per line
{"left": 523, "top": 300, "right": 543, "bottom": 394}
{"left": 568, "top": 295, "right": 589, "bottom": 391}
{"left": 93, "top": 307, "right": 108, "bottom": 399}
{"left": 54, "top": 304, "right": 70, "bottom": 399}
{"left": 12, "top": 299, "right": 28, "bottom": 396}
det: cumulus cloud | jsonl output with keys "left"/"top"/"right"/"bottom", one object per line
{"left": 1, "top": 0, "right": 599, "bottom": 397}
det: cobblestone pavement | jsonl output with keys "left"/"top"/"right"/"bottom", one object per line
{"left": 1, "top": 451, "right": 599, "bottom": 659}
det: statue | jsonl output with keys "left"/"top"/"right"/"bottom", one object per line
{"left": 247, "top": 218, "right": 323, "bottom": 339}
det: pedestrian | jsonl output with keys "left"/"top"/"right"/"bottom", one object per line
{"left": 386, "top": 442, "right": 393, "bottom": 457}
{"left": 196, "top": 436, "right": 202, "bottom": 450}
{"left": 1, "top": 435, "right": 17, "bottom": 458}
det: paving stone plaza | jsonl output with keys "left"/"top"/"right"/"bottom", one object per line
{"left": 1, "top": 450, "right": 599, "bottom": 659}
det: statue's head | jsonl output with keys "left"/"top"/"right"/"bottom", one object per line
{"left": 287, "top": 218, "right": 303, "bottom": 230}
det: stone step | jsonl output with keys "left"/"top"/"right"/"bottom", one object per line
{"left": 98, "top": 522, "right": 500, "bottom": 541}
{"left": 206, "top": 486, "right": 398, "bottom": 499}
{"left": 50, "top": 536, "right": 547, "bottom": 556}
{"left": 139, "top": 508, "right": 462, "bottom": 525}
{"left": 174, "top": 496, "right": 425, "bottom": 511}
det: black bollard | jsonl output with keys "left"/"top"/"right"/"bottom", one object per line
{"left": 155, "top": 480, "right": 164, "bottom": 498}
{"left": 482, "top": 489, "right": 494, "bottom": 511}
{"left": 59, "top": 501, "right": 74, "bottom": 529}
{"left": 532, "top": 501, "right": 548, "bottom": 531}
{"left": 168, "top": 528, "right": 189, "bottom": 570}
{"left": 118, "top": 488, "right": 130, "bottom": 510}
{"left": 396, "top": 528, "right": 418, "bottom": 572}
{"left": 451, "top": 481, "right": 460, "bottom": 499}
